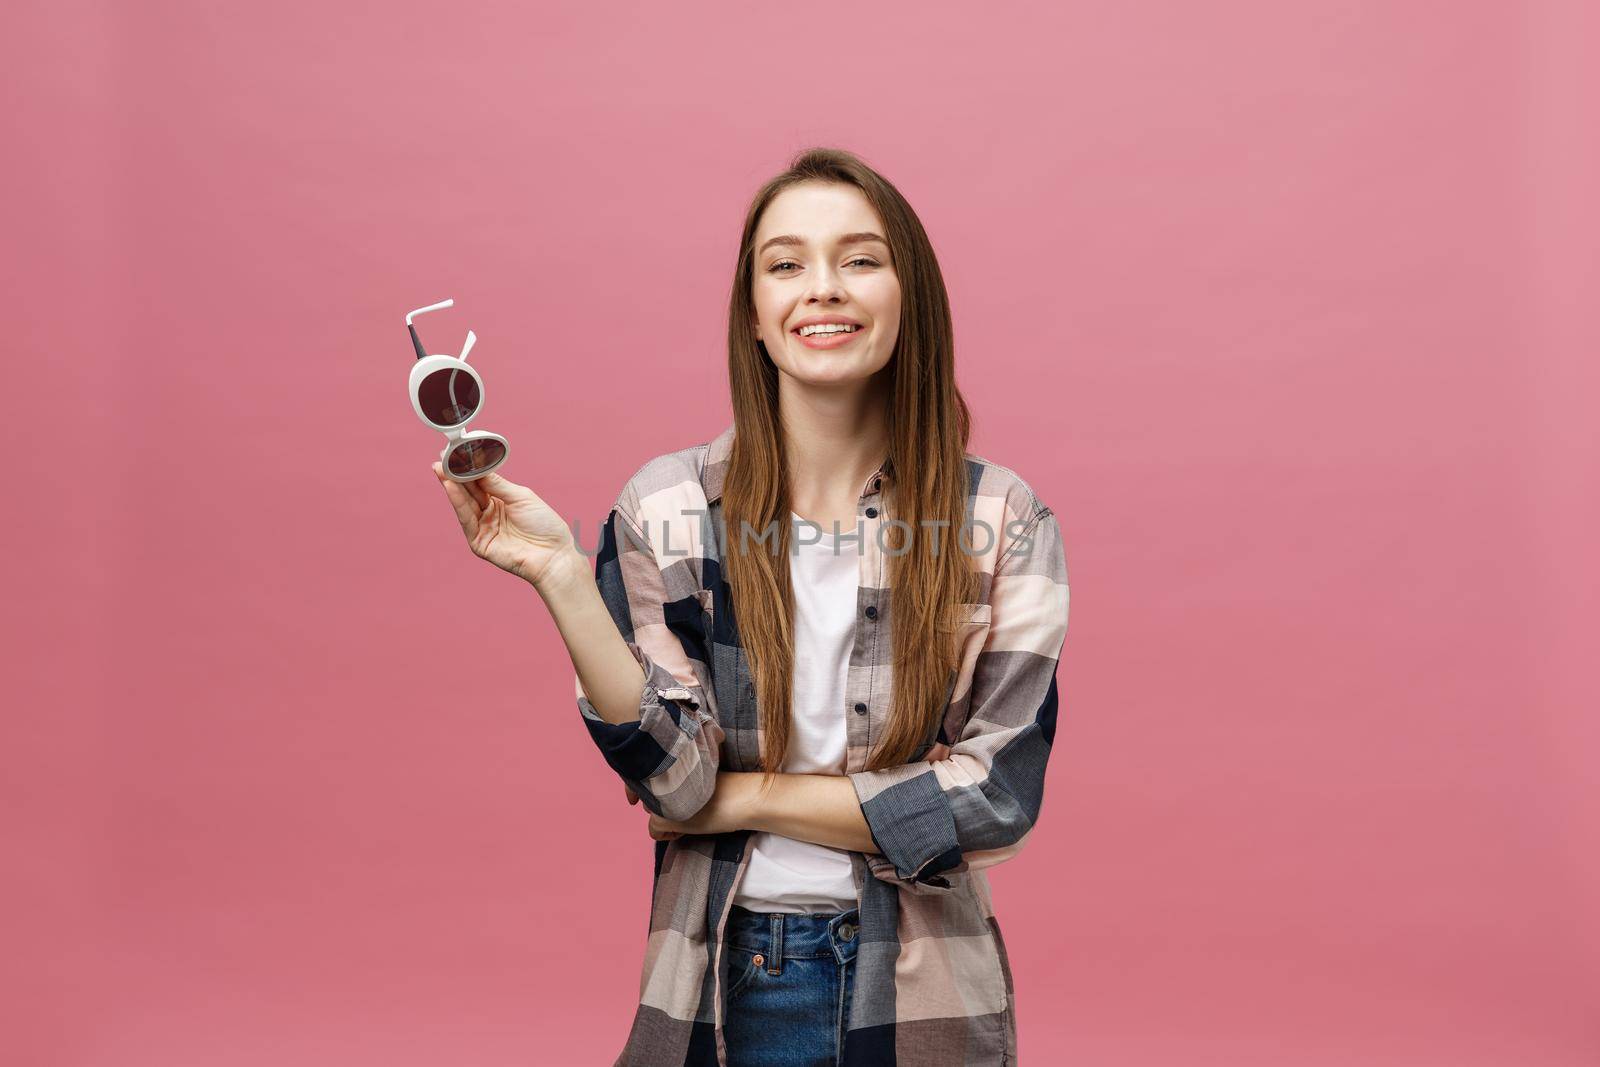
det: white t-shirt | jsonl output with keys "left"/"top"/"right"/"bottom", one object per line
{"left": 730, "top": 514, "right": 861, "bottom": 914}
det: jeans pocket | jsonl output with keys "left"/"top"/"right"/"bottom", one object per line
{"left": 725, "top": 946, "right": 763, "bottom": 1002}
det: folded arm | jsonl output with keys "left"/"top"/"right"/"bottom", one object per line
{"left": 563, "top": 505, "right": 724, "bottom": 822}
{"left": 846, "top": 508, "right": 1071, "bottom": 894}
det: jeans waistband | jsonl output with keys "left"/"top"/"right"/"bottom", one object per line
{"left": 726, "top": 902, "right": 861, "bottom": 964}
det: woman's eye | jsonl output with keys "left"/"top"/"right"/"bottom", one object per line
{"left": 766, "top": 258, "right": 880, "bottom": 274}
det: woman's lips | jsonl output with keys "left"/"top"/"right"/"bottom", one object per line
{"left": 793, "top": 327, "right": 866, "bottom": 350}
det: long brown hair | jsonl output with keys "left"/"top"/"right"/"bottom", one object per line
{"left": 722, "top": 147, "right": 977, "bottom": 782}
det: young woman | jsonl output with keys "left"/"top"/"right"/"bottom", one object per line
{"left": 432, "top": 148, "right": 1070, "bottom": 1067}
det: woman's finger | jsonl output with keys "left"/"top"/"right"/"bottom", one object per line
{"left": 459, "top": 474, "right": 490, "bottom": 510}
{"left": 647, "top": 815, "right": 683, "bottom": 841}
{"left": 435, "top": 464, "right": 482, "bottom": 536}
{"left": 479, "top": 471, "right": 535, "bottom": 503}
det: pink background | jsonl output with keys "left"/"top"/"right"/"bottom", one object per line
{"left": 7, "top": 1, "right": 1597, "bottom": 1063}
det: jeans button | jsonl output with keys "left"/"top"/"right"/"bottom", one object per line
{"left": 838, "top": 923, "right": 855, "bottom": 941}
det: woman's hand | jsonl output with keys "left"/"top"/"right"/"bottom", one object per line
{"left": 432, "top": 462, "right": 579, "bottom": 591}
{"left": 645, "top": 772, "right": 760, "bottom": 841}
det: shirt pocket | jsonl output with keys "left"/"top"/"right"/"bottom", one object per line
{"left": 941, "top": 602, "right": 992, "bottom": 724}
{"left": 936, "top": 601, "right": 992, "bottom": 634}
{"left": 957, "top": 601, "right": 991, "bottom": 631}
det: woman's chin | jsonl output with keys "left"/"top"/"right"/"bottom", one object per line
{"left": 793, "top": 365, "right": 876, "bottom": 389}
{"left": 781, "top": 350, "right": 889, "bottom": 385}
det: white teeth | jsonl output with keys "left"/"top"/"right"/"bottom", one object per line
{"left": 798, "top": 323, "right": 861, "bottom": 336}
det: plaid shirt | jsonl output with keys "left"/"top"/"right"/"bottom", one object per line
{"left": 575, "top": 422, "right": 1071, "bottom": 1066}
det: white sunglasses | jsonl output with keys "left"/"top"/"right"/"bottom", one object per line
{"left": 406, "top": 298, "right": 509, "bottom": 482}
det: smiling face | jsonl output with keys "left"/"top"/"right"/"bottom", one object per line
{"left": 750, "top": 181, "right": 902, "bottom": 388}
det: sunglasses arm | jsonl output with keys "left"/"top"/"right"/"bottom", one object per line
{"left": 405, "top": 297, "right": 456, "bottom": 361}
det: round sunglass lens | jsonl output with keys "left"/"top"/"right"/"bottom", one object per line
{"left": 418, "top": 367, "right": 481, "bottom": 427}
{"left": 447, "top": 438, "right": 507, "bottom": 478}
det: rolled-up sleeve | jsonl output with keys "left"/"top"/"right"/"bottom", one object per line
{"left": 849, "top": 507, "right": 1070, "bottom": 894}
{"left": 576, "top": 504, "right": 723, "bottom": 823}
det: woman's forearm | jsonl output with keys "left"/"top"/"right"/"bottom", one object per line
{"left": 535, "top": 548, "right": 648, "bottom": 726}
{"left": 746, "top": 772, "right": 880, "bottom": 855}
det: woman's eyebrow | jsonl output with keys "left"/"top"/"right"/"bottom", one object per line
{"left": 757, "top": 231, "right": 888, "bottom": 255}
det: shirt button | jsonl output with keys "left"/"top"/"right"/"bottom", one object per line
{"left": 853, "top": 702, "right": 867, "bottom": 714}
{"left": 864, "top": 605, "right": 878, "bottom": 620}
{"left": 873, "top": 479, "right": 881, "bottom": 490}
{"left": 864, "top": 506, "right": 878, "bottom": 518}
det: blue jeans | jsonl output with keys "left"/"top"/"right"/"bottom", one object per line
{"left": 721, "top": 902, "right": 861, "bottom": 1067}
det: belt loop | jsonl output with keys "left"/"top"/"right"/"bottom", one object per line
{"left": 767, "top": 914, "right": 784, "bottom": 974}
